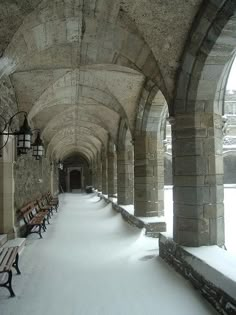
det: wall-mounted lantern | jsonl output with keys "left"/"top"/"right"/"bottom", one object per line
{"left": 0, "top": 111, "right": 44, "bottom": 159}
{"left": 32, "top": 131, "right": 44, "bottom": 160}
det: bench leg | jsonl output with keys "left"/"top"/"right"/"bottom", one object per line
{"left": 0, "top": 270, "right": 15, "bottom": 297}
{"left": 12, "top": 253, "right": 21, "bottom": 275}
{"left": 38, "top": 225, "right": 43, "bottom": 238}
{"left": 47, "top": 214, "right": 50, "bottom": 224}
{"left": 42, "top": 219, "right": 47, "bottom": 231}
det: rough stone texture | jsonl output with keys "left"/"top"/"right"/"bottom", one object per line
{"left": 14, "top": 153, "right": 51, "bottom": 209}
{"left": 0, "top": 0, "right": 41, "bottom": 56}
{"left": 134, "top": 134, "right": 164, "bottom": 217}
{"left": 0, "top": 75, "right": 18, "bottom": 131}
{"left": 159, "top": 234, "right": 236, "bottom": 315}
{"left": 172, "top": 113, "right": 225, "bottom": 246}
{"left": 117, "top": 147, "right": 134, "bottom": 205}
{"left": 102, "top": 152, "right": 108, "bottom": 194}
{"left": 120, "top": 0, "right": 203, "bottom": 101}
{"left": 107, "top": 150, "right": 117, "bottom": 197}
{"left": 0, "top": 0, "right": 234, "bottom": 258}
{"left": 96, "top": 157, "right": 102, "bottom": 192}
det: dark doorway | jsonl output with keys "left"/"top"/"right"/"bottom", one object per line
{"left": 70, "top": 170, "right": 81, "bottom": 191}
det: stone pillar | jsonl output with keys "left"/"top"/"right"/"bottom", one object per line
{"left": 0, "top": 136, "right": 15, "bottom": 238}
{"left": 102, "top": 152, "right": 108, "bottom": 194}
{"left": 117, "top": 145, "right": 134, "bottom": 205}
{"left": 50, "top": 163, "right": 54, "bottom": 194}
{"left": 97, "top": 157, "right": 102, "bottom": 192}
{"left": 134, "top": 133, "right": 164, "bottom": 217}
{"left": 108, "top": 151, "right": 117, "bottom": 197}
{"left": 172, "top": 113, "right": 224, "bottom": 247}
{"left": 92, "top": 163, "right": 97, "bottom": 188}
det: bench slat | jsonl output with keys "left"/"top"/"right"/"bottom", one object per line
{"left": 0, "top": 247, "right": 18, "bottom": 272}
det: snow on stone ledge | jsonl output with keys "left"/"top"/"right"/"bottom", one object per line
{"left": 138, "top": 216, "right": 166, "bottom": 223}
{"left": 184, "top": 245, "right": 236, "bottom": 299}
{"left": 121, "top": 205, "right": 134, "bottom": 215}
{"left": 121, "top": 205, "right": 166, "bottom": 223}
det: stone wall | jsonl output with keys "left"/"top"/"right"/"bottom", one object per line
{"left": 0, "top": 75, "right": 18, "bottom": 131}
{"left": 224, "top": 154, "right": 236, "bottom": 184}
{"left": 14, "top": 153, "right": 52, "bottom": 209}
{"left": 53, "top": 163, "right": 59, "bottom": 194}
{"left": 159, "top": 234, "right": 236, "bottom": 315}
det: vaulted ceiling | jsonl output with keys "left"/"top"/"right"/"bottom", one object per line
{"left": 0, "top": 0, "right": 203, "bottom": 162}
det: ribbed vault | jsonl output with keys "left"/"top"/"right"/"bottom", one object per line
{"left": 0, "top": 0, "right": 205, "bottom": 163}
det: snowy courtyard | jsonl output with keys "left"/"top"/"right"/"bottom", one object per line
{"left": 0, "top": 193, "right": 217, "bottom": 315}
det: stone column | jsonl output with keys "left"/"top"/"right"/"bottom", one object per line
{"left": 134, "top": 133, "right": 164, "bottom": 217}
{"left": 0, "top": 136, "right": 15, "bottom": 238}
{"left": 92, "top": 163, "right": 97, "bottom": 189}
{"left": 108, "top": 151, "right": 117, "bottom": 197}
{"left": 102, "top": 152, "right": 108, "bottom": 194}
{"left": 97, "top": 157, "right": 102, "bottom": 192}
{"left": 117, "top": 145, "right": 134, "bottom": 205}
{"left": 50, "top": 163, "right": 54, "bottom": 194}
{"left": 172, "top": 113, "right": 224, "bottom": 247}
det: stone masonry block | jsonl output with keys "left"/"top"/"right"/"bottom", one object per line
{"left": 203, "top": 202, "right": 224, "bottom": 219}
{"left": 174, "top": 203, "right": 204, "bottom": 218}
{"left": 174, "top": 156, "right": 207, "bottom": 176}
{"left": 173, "top": 175, "right": 205, "bottom": 186}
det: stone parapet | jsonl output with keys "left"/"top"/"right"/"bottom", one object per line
{"left": 98, "top": 192, "right": 166, "bottom": 237}
{"left": 159, "top": 233, "right": 236, "bottom": 315}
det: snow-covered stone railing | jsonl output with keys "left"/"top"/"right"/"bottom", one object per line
{"left": 159, "top": 233, "right": 236, "bottom": 315}
{"left": 97, "top": 192, "right": 166, "bottom": 237}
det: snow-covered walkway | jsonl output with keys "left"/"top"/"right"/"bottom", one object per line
{"left": 0, "top": 193, "right": 217, "bottom": 315}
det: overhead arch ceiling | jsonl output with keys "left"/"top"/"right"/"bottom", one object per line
{"left": 0, "top": 0, "right": 203, "bottom": 161}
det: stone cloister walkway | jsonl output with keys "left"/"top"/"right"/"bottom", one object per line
{"left": 0, "top": 194, "right": 217, "bottom": 315}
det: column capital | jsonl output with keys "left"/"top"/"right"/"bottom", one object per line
{"left": 167, "top": 116, "right": 176, "bottom": 125}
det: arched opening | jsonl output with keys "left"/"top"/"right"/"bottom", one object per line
{"left": 222, "top": 56, "right": 236, "bottom": 254}
{"left": 70, "top": 170, "right": 82, "bottom": 192}
{"left": 58, "top": 154, "right": 91, "bottom": 192}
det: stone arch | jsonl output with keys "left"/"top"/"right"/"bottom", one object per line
{"left": 41, "top": 107, "right": 112, "bottom": 143}
{"left": 62, "top": 151, "right": 90, "bottom": 165}
{"left": 172, "top": 0, "right": 236, "bottom": 246}
{"left": 1, "top": 0, "right": 166, "bottom": 99}
{"left": 174, "top": 1, "right": 236, "bottom": 114}
{"left": 53, "top": 142, "right": 94, "bottom": 162}
{"left": 134, "top": 84, "right": 168, "bottom": 217}
{"left": 46, "top": 126, "right": 104, "bottom": 158}
{"left": 28, "top": 71, "right": 129, "bottom": 125}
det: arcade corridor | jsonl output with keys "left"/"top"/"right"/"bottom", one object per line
{"left": 0, "top": 194, "right": 216, "bottom": 315}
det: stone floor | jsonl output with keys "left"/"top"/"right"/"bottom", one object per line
{"left": 0, "top": 193, "right": 217, "bottom": 315}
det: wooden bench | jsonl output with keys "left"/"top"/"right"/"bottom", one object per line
{"left": 37, "top": 197, "right": 54, "bottom": 218}
{"left": 19, "top": 202, "right": 47, "bottom": 239}
{"left": 34, "top": 200, "right": 51, "bottom": 223}
{"left": 0, "top": 246, "right": 21, "bottom": 297}
{"left": 45, "top": 192, "right": 59, "bottom": 212}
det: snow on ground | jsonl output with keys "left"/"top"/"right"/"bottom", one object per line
{"left": 0, "top": 193, "right": 216, "bottom": 315}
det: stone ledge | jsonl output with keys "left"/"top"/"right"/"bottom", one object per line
{"left": 159, "top": 233, "right": 236, "bottom": 315}
{"left": 98, "top": 193, "right": 166, "bottom": 237}
{"left": 0, "top": 234, "right": 7, "bottom": 247}
{"left": 0, "top": 234, "right": 26, "bottom": 255}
